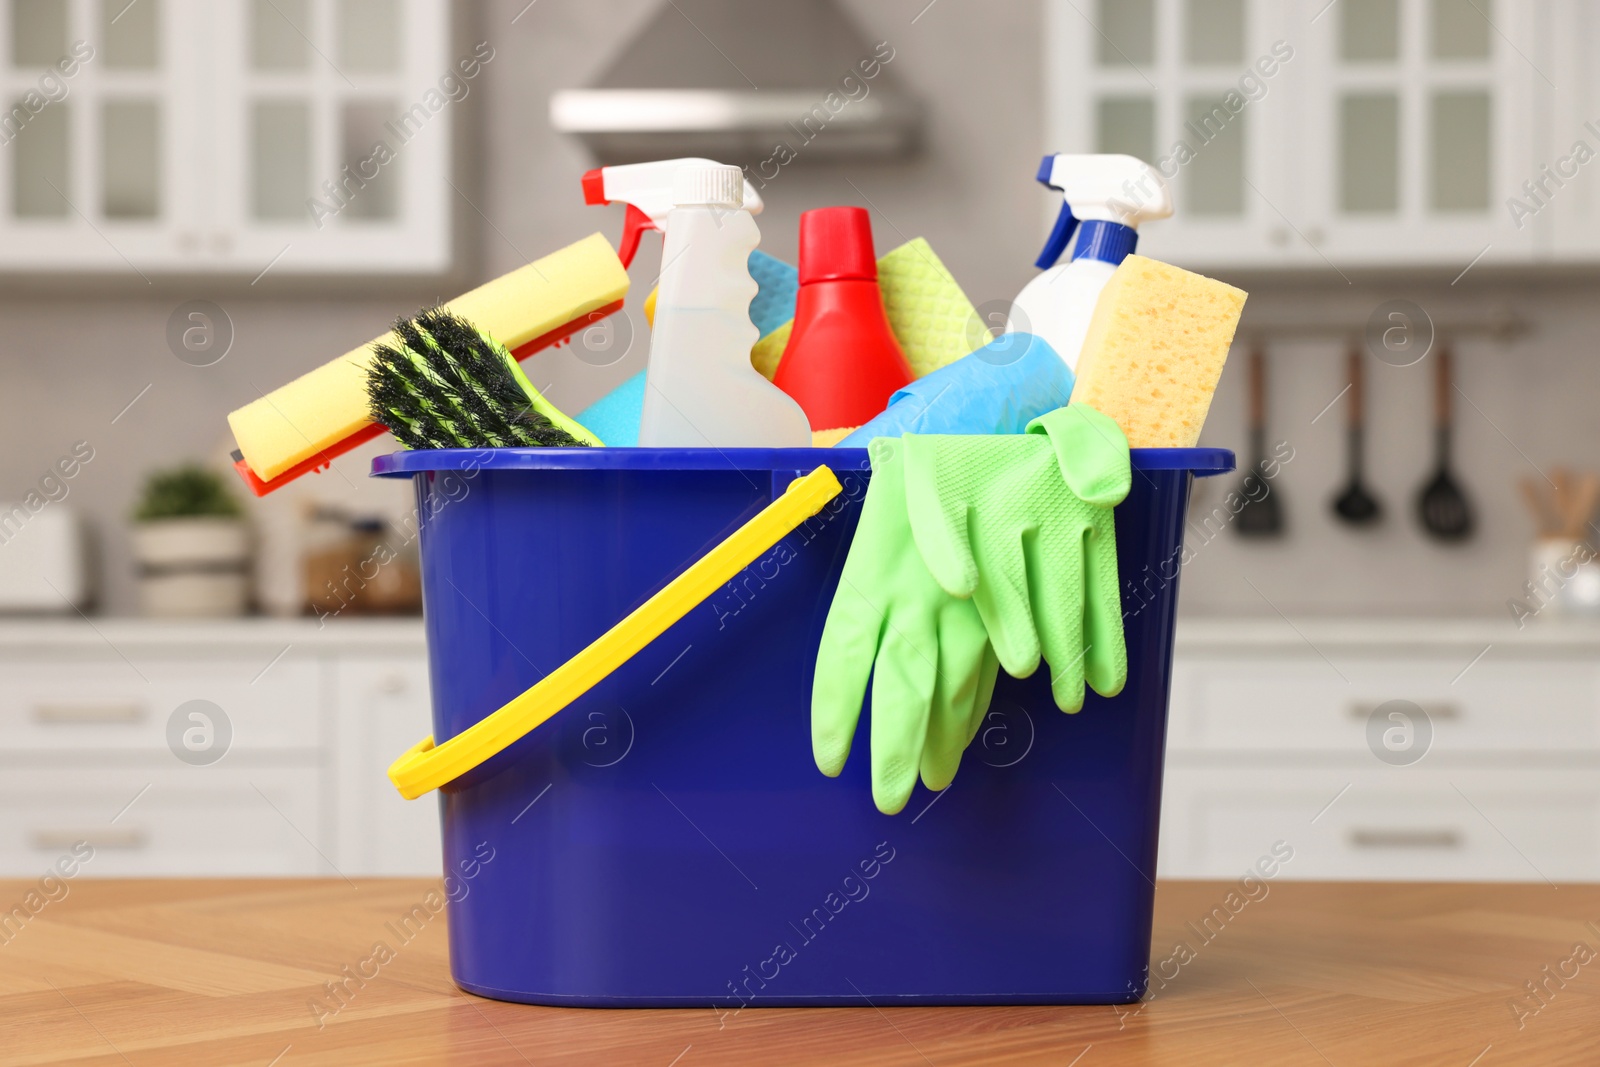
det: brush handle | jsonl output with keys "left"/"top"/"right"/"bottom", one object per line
{"left": 1520, "top": 477, "right": 1553, "bottom": 537}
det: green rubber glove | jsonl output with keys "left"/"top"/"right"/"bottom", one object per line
{"left": 901, "top": 404, "right": 1131, "bottom": 713}
{"left": 813, "top": 438, "right": 1001, "bottom": 815}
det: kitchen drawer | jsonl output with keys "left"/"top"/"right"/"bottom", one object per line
{"left": 0, "top": 767, "right": 329, "bottom": 877}
{"left": 1159, "top": 767, "right": 1600, "bottom": 882}
{"left": 1169, "top": 656, "right": 1600, "bottom": 754}
{"left": 0, "top": 655, "right": 324, "bottom": 754}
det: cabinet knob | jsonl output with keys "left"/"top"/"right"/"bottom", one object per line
{"left": 379, "top": 674, "right": 408, "bottom": 695}
{"left": 177, "top": 231, "right": 201, "bottom": 253}
{"left": 1269, "top": 226, "right": 1290, "bottom": 247}
{"left": 1306, "top": 227, "right": 1326, "bottom": 247}
{"left": 210, "top": 232, "right": 234, "bottom": 255}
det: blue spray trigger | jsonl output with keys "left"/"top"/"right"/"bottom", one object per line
{"left": 1035, "top": 199, "right": 1078, "bottom": 270}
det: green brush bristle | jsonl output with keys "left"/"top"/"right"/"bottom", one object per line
{"left": 367, "top": 307, "right": 588, "bottom": 450}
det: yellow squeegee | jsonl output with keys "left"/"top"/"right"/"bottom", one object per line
{"left": 228, "top": 232, "right": 630, "bottom": 495}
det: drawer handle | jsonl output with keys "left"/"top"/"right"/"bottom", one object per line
{"left": 1348, "top": 701, "right": 1460, "bottom": 721}
{"left": 31, "top": 828, "right": 146, "bottom": 851}
{"left": 1348, "top": 828, "right": 1462, "bottom": 850}
{"left": 34, "top": 703, "right": 146, "bottom": 725}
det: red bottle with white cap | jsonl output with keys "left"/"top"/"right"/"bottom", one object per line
{"left": 774, "top": 207, "right": 913, "bottom": 432}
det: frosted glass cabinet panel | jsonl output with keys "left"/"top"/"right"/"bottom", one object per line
{"left": 0, "top": 0, "right": 450, "bottom": 274}
{"left": 1046, "top": 0, "right": 1299, "bottom": 267}
{"left": 1296, "top": 0, "right": 1536, "bottom": 267}
{"left": 1046, "top": 0, "right": 1546, "bottom": 269}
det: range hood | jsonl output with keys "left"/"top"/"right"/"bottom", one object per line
{"left": 550, "top": 0, "right": 922, "bottom": 164}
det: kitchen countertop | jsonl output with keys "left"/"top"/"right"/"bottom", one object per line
{"left": 5, "top": 879, "right": 1596, "bottom": 1066}
{"left": 0, "top": 617, "right": 428, "bottom": 653}
{"left": 1173, "top": 615, "right": 1600, "bottom": 652}
{"left": 2, "top": 614, "right": 1599, "bottom": 653}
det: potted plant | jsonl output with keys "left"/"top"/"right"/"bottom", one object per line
{"left": 131, "top": 465, "right": 251, "bottom": 617}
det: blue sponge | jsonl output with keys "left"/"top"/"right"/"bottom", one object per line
{"left": 747, "top": 250, "right": 799, "bottom": 339}
{"left": 576, "top": 371, "right": 646, "bottom": 448}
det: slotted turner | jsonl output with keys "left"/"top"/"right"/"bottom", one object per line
{"left": 1415, "top": 345, "right": 1474, "bottom": 542}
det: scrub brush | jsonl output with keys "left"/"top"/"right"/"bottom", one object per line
{"left": 367, "top": 307, "right": 601, "bottom": 449}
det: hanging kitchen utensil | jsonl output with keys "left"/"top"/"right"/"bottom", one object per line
{"left": 1332, "top": 342, "right": 1382, "bottom": 526}
{"left": 1235, "top": 342, "right": 1283, "bottom": 538}
{"left": 1415, "top": 344, "right": 1474, "bottom": 542}
{"left": 1562, "top": 472, "right": 1600, "bottom": 540}
{"left": 1519, "top": 477, "right": 1558, "bottom": 538}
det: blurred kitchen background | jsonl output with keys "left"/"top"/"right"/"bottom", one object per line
{"left": 3, "top": 0, "right": 1598, "bottom": 882}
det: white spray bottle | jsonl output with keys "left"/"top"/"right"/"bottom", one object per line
{"left": 583, "top": 159, "right": 809, "bottom": 448}
{"left": 1008, "top": 154, "right": 1173, "bottom": 371}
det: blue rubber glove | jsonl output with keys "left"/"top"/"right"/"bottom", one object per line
{"left": 837, "top": 333, "right": 1074, "bottom": 446}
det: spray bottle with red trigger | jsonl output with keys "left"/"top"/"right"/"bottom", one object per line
{"left": 582, "top": 157, "right": 765, "bottom": 268}
{"left": 582, "top": 158, "right": 809, "bottom": 448}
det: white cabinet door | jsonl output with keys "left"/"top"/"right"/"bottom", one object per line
{"left": 1294, "top": 0, "right": 1539, "bottom": 269}
{"left": 1537, "top": 0, "right": 1600, "bottom": 260}
{"left": 1045, "top": 0, "right": 1546, "bottom": 268}
{"left": 1046, "top": 0, "right": 1305, "bottom": 269}
{"left": 0, "top": 0, "right": 451, "bottom": 275}
{"left": 331, "top": 655, "right": 441, "bottom": 876}
{"left": 207, "top": 0, "right": 452, "bottom": 275}
{"left": 0, "top": 0, "right": 210, "bottom": 271}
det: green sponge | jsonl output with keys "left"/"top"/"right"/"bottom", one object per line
{"left": 877, "top": 239, "right": 984, "bottom": 379}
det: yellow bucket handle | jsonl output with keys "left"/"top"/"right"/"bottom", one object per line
{"left": 388, "top": 465, "right": 844, "bottom": 799}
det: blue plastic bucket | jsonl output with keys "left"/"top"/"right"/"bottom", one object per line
{"left": 373, "top": 445, "right": 1233, "bottom": 1007}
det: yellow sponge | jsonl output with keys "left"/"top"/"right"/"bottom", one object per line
{"left": 1068, "top": 254, "right": 1246, "bottom": 448}
{"left": 229, "top": 233, "right": 629, "bottom": 481}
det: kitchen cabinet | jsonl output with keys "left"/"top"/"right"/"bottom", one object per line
{"left": 0, "top": 0, "right": 451, "bottom": 275}
{"left": 0, "top": 619, "right": 437, "bottom": 877}
{"left": 1161, "top": 619, "right": 1600, "bottom": 882}
{"left": 6, "top": 617, "right": 1597, "bottom": 882}
{"left": 1045, "top": 0, "right": 1544, "bottom": 269}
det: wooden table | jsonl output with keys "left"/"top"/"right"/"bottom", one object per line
{"left": 4, "top": 879, "right": 1597, "bottom": 1066}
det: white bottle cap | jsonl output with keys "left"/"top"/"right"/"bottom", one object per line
{"left": 672, "top": 164, "right": 744, "bottom": 208}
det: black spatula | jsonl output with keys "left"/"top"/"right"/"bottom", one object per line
{"left": 1332, "top": 344, "right": 1382, "bottom": 525}
{"left": 1236, "top": 343, "right": 1283, "bottom": 538}
{"left": 1415, "top": 345, "right": 1474, "bottom": 542}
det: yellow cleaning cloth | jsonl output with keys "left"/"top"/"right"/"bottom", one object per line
{"left": 1068, "top": 254, "right": 1246, "bottom": 448}
{"left": 751, "top": 320, "right": 792, "bottom": 381}
{"left": 229, "top": 233, "right": 629, "bottom": 481}
{"left": 811, "top": 426, "right": 858, "bottom": 447}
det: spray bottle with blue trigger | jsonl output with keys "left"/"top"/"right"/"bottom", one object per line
{"left": 1007, "top": 154, "right": 1172, "bottom": 371}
